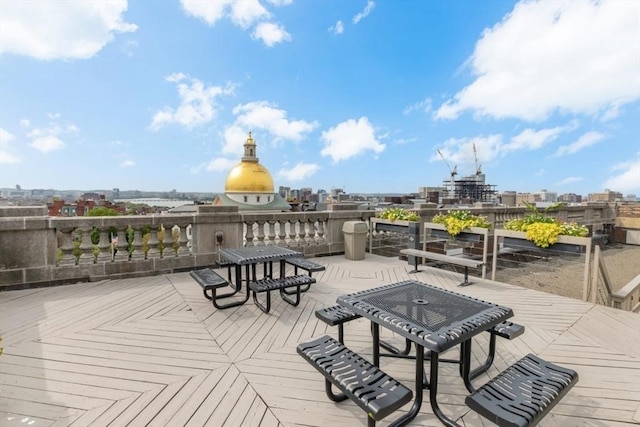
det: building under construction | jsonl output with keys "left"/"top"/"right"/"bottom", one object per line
{"left": 441, "top": 172, "right": 497, "bottom": 204}
{"left": 436, "top": 144, "right": 498, "bottom": 204}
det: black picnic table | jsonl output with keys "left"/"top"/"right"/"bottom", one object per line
{"left": 337, "top": 279, "right": 513, "bottom": 426}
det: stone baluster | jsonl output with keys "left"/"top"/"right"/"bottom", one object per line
{"left": 316, "top": 219, "right": 326, "bottom": 244}
{"left": 244, "top": 221, "right": 255, "bottom": 247}
{"left": 256, "top": 221, "right": 266, "bottom": 246}
{"left": 277, "top": 220, "right": 287, "bottom": 246}
{"left": 79, "top": 227, "right": 93, "bottom": 262}
{"left": 56, "top": 228, "right": 74, "bottom": 265}
{"left": 115, "top": 228, "right": 127, "bottom": 261}
{"left": 178, "top": 225, "right": 190, "bottom": 255}
{"left": 266, "top": 221, "right": 276, "bottom": 246}
{"left": 98, "top": 228, "right": 110, "bottom": 263}
{"left": 294, "top": 220, "right": 305, "bottom": 247}
{"left": 304, "top": 219, "right": 314, "bottom": 245}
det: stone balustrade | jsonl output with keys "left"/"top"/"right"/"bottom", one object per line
{"left": 0, "top": 202, "right": 615, "bottom": 289}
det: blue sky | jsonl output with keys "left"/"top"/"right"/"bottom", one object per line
{"left": 0, "top": 0, "right": 638, "bottom": 196}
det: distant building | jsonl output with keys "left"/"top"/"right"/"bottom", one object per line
{"left": 589, "top": 189, "right": 623, "bottom": 202}
{"left": 558, "top": 193, "right": 582, "bottom": 203}
{"left": 516, "top": 192, "right": 538, "bottom": 205}
{"left": 213, "top": 133, "right": 290, "bottom": 211}
{"left": 535, "top": 189, "right": 557, "bottom": 203}
{"left": 499, "top": 191, "right": 517, "bottom": 206}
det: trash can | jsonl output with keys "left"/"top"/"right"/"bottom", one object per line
{"left": 342, "top": 221, "right": 368, "bottom": 260}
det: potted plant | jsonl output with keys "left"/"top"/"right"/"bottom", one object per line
{"left": 171, "top": 226, "right": 181, "bottom": 256}
{"left": 72, "top": 229, "right": 83, "bottom": 265}
{"left": 157, "top": 225, "right": 165, "bottom": 258}
{"left": 141, "top": 226, "right": 151, "bottom": 259}
{"left": 430, "top": 210, "right": 491, "bottom": 239}
{"left": 90, "top": 226, "right": 101, "bottom": 263}
{"left": 126, "top": 225, "right": 135, "bottom": 260}
{"left": 375, "top": 207, "right": 419, "bottom": 222}
{"left": 503, "top": 202, "right": 588, "bottom": 250}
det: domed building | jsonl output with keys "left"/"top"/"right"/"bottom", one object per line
{"left": 213, "top": 133, "right": 291, "bottom": 211}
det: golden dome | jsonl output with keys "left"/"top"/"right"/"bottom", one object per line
{"left": 225, "top": 162, "right": 274, "bottom": 193}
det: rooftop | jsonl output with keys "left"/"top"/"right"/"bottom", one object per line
{"left": 1, "top": 253, "right": 638, "bottom": 426}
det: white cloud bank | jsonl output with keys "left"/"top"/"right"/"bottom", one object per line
{"left": 180, "top": 0, "right": 291, "bottom": 47}
{"left": 435, "top": 0, "right": 640, "bottom": 121}
{"left": 23, "top": 117, "right": 79, "bottom": 154}
{"left": 603, "top": 155, "right": 640, "bottom": 194}
{"left": 321, "top": 117, "right": 385, "bottom": 163}
{"left": 150, "top": 73, "right": 234, "bottom": 131}
{"left": 278, "top": 163, "right": 321, "bottom": 181}
{"left": 353, "top": 1, "right": 375, "bottom": 24}
{"left": 0, "top": 0, "right": 137, "bottom": 60}
{"left": 328, "top": 20, "right": 345, "bottom": 35}
{"left": 0, "top": 128, "right": 21, "bottom": 164}
{"left": 554, "top": 131, "right": 604, "bottom": 157}
{"left": 222, "top": 101, "right": 318, "bottom": 154}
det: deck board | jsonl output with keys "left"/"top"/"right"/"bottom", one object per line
{"left": 1, "top": 253, "right": 638, "bottom": 427}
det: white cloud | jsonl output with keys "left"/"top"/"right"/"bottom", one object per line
{"left": 233, "top": 101, "right": 319, "bottom": 141}
{"left": 0, "top": 128, "right": 21, "bottom": 164}
{"left": 329, "top": 20, "right": 344, "bottom": 35}
{"left": 120, "top": 159, "right": 135, "bottom": 168}
{"left": 432, "top": 135, "right": 503, "bottom": 171}
{"left": 0, "top": 0, "right": 136, "bottom": 60}
{"left": 403, "top": 98, "right": 432, "bottom": 115}
{"left": 181, "top": 0, "right": 293, "bottom": 47}
{"left": 320, "top": 117, "right": 384, "bottom": 162}
{"left": 353, "top": 1, "right": 375, "bottom": 24}
{"left": 603, "top": 155, "right": 640, "bottom": 194}
{"left": 252, "top": 22, "right": 291, "bottom": 47}
{"left": 30, "top": 135, "right": 65, "bottom": 153}
{"left": 206, "top": 157, "right": 238, "bottom": 172}
{"left": 504, "top": 124, "right": 575, "bottom": 152}
{"left": 555, "top": 176, "right": 583, "bottom": 186}
{"left": 435, "top": 0, "right": 640, "bottom": 121}
{"left": 554, "top": 131, "right": 604, "bottom": 157}
{"left": 266, "top": 0, "right": 292, "bottom": 5}
{"left": 222, "top": 125, "right": 249, "bottom": 155}
{"left": 150, "top": 73, "right": 234, "bottom": 131}
{"left": 278, "top": 163, "right": 320, "bottom": 181}
{"left": 26, "top": 118, "right": 78, "bottom": 153}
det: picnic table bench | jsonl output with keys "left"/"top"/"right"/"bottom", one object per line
{"left": 190, "top": 268, "right": 250, "bottom": 310}
{"left": 400, "top": 248, "right": 485, "bottom": 286}
{"left": 297, "top": 335, "right": 413, "bottom": 427}
{"left": 250, "top": 274, "right": 316, "bottom": 313}
{"left": 466, "top": 353, "right": 578, "bottom": 426}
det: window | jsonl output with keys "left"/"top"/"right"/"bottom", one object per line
{"left": 256, "top": 196, "right": 261, "bottom": 202}
{"left": 243, "top": 196, "right": 248, "bottom": 203}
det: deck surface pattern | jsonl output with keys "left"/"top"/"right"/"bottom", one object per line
{"left": 1, "top": 253, "right": 638, "bottom": 427}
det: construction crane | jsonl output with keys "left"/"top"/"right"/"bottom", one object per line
{"left": 473, "top": 142, "right": 482, "bottom": 176}
{"left": 437, "top": 149, "right": 457, "bottom": 199}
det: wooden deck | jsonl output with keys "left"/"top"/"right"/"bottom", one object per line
{"left": 1, "top": 253, "right": 639, "bottom": 427}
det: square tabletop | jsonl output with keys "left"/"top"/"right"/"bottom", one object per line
{"left": 337, "top": 280, "right": 513, "bottom": 353}
{"left": 219, "top": 245, "right": 302, "bottom": 265}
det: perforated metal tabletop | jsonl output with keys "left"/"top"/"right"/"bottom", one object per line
{"left": 219, "top": 246, "right": 301, "bottom": 265}
{"left": 337, "top": 280, "right": 513, "bottom": 353}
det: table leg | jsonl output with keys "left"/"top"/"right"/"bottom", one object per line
{"left": 212, "top": 265, "right": 250, "bottom": 309}
{"left": 388, "top": 344, "right": 424, "bottom": 427}
{"left": 427, "top": 351, "right": 462, "bottom": 427}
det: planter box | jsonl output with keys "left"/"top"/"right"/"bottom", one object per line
{"left": 371, "top": 218, "right": 419, "bottom": 234}
{"left": 500, "top": 230, "right": 585, "bottom": 255}
{"left": 423, "top": 222, "right": 493, "bottom": 279}
{"left": 424, "top": 223, "right": 490, "bottom": 243}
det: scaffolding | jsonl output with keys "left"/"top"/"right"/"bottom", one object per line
{"left": 441, "top": 173, "right": 497, "bottom": 203}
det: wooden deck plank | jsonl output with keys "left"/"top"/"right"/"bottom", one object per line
{"left": 0, "top": 253, "right": 638, "bottom": 427}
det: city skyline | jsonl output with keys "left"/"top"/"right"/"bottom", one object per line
{"left": 1, "top": 0, "right": 639, "bottom": 196}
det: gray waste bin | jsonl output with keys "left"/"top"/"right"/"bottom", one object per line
{"left": 342, "top": 221, "right": 368, "bottom": 260}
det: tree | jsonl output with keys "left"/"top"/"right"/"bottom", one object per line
{"left": 87, "top": 207, "right": 119, "bottom": 216}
